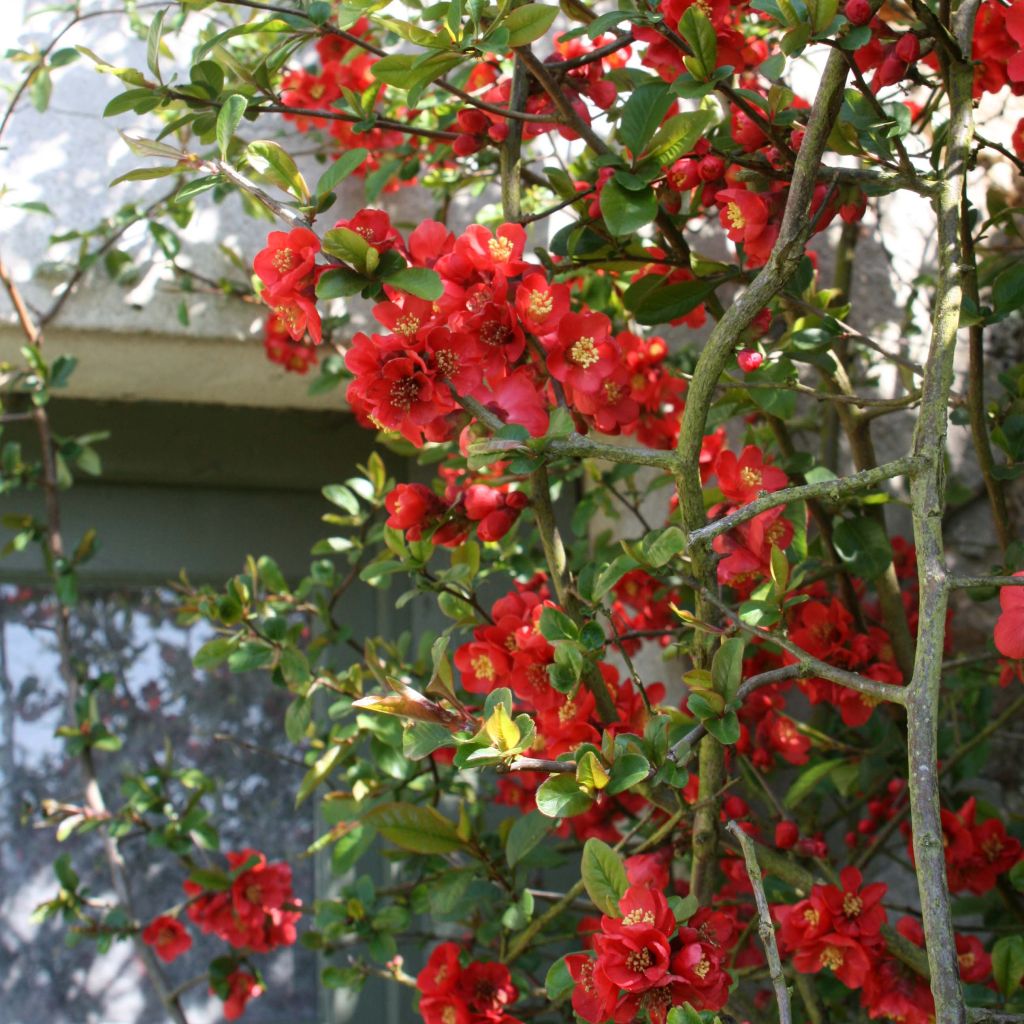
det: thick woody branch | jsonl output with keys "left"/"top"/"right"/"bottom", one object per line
{"left": 674, "top": 45, "right": 855, "bottom": 905}
{"left": 685, "top": 457, "right": 919, "bottom": 548}
{"left": 904, "top": 3, "right": 981, "bottom": 1019}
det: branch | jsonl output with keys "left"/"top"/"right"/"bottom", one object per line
{"left": 904, "top": 2, "right": 981, "bottom": 1018}
{"left": 668, "top": 664, "right": 805, "bottom": 762}
{"left": 725, "top": 821, "right": 792, "bottom": 1024}
{"left": 948, "top": 575, "right": 1024, "bottom": 589}
{"left": 685, "top": 457, "right": 919, "bottom": 549}
{"left": 0, "top": 259, "right": 190, "bottom": 1024}
{"left": 677, "top": 575, "right": 908, "bottom": 706}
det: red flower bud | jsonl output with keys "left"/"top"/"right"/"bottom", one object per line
{"left": 737, "top": 349, "right": 763, "bottom": 373}
{"left": 894, "top": 32, "right": 920, "bottom": 62}
{"left": 698, "top": 154, "right": 725, "bottom": 182}
{"left": 845, "top": 0, "right": 872, "bottom": 25}
{"left": 775, "top": 821, "right": 799, "bottom": 849}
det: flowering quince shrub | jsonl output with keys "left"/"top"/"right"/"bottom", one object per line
{"left": 7, "top": 0, "right": 1024, "bottom": 1023}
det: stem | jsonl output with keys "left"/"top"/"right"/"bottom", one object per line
{"left": 530, "top": 463, "right": 617, "bottom": 725}
{"left": 725, "top": 821, "right": 792, "bottom": 1024}
{"left": 904, "top": 4, "right": 979, "bottom": 1018}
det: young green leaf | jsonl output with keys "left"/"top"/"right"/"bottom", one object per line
{"left": 581, "top": 837, "right": 628, "bottom": 916}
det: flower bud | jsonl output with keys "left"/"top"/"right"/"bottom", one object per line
{"left": 737, "top": 349, "right": 763, "bottom": 373}
{"left": 775, "top": 821, "right": 799, "bottom": 849}
{"left": 894, "top": 32, "right": 920, "bottom": 62}
{"left": 845, "top": 0, "right": 872, "bottom": 25}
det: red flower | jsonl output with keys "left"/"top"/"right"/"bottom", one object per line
{"left": 994, "top": 571, "right": 1024, "bottom": 659}
{"left": 717, "top": 188, "right": 770, "bottom": 245}
{"left": 253, "top": 228, "right": 321, "bottom": 294}
{"left": 419, "top": 942, "right": 462, "bottom": 996}
{"left": 385, "top": 483, "right": 447, "bottom": 539}
{"left": 813, "top": 866, "right": 887, "bottom": 943}
{"left": 263, "top": 313, "right": 318, "bottom": 373}
{"left": 793, "top": 933, "right": 872, "bottom": 988}
{"left": 220, "top": 970, "right": 263, "bottom": 1021}
{"left": 715, "top": 445, "right": 789, "bottom": 503}
{"left": 775, "top": 820, "right": 799, "bottom": 849}
{"left": 333, "top": 208, "right": 403, "bottom": 253}
{"left": 141, "top": 915, "right": 191, "bottom": 963}
{"left": 546, "top": 311, "right": 617, "bottom": 394}
{"left": 514, "top": 274, "right": 570, "bottom": 336}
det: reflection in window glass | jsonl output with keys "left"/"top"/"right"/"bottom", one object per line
{"left": 0, "top": 586, "right": 317, "bottom": 1024}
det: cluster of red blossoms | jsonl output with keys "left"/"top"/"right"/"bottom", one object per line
{"left": 775, "top": 867, "right": 993, "bottom": 1023}
{"left": 280, "top": 23, "right": 406, "bottom": 173}
{"left": 567, "top": 884, "right": 734, "bottom": 1024}
{"left": 340, "top": 214, "right": 684, "bottom": 448}
{"left": 253, "top": 209, "right": 687, "bottom": 445}
{"left": 182, "top": 849, "right": 301, "bottom": 953}
{"left": 385, "top": 464, "right": 528, "bottom": 546}
{"left": 141, "top": 852, "right": 297, "bottom": 1019}
{"left": 451, "top": 32, "right": 630, "bottom": 155}
{"left": 416, "top": 942, "right": 521, "bottom": 1024}
{"left": 904, "top": 795, "right": 1022, "bottom": 896}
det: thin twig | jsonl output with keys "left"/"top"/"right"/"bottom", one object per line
{"left": 725, "top": 820, "right": 792, "bottom": 1024}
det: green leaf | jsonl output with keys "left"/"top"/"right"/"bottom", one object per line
{"left": 783, "top": 758, "right": 846, "bottom": 810}
{"left": 403, "top": 722, "right": 454, "bottom": 760}
{"left": 680, "top": 6, "right": 717, "bottom": 78}
{"left": 712, "top": 637, "right": 745, "bottom": 704}
{"left": 544, "top": 955, "right": 574, "bottom": 1001}
{"left": 618, "top": 81, "right": 673, "bottom": 156}
{"left": 641, "top": 525, "right": 687, "bottom": 568}
{"left": 193, "top": 636, "right": 236, "bottom": 671}
{"left": 371, "top": 52, "right": 463, "bottom": 93}
{"left": 704, "top": 710, "right": 740, "bottom": 745}
{"left": 322, "top": 226, "right": 374, "bottom": 273}
{"left": 284, "top": 697, "right": 311, "bottom": 743}
{"left": 630, "top": 277, "right": 721, "bottom": 326}
{"left": 502, "top": 3, "right": 559, "bottom": 46}
{"left": 365, "top": 802, "right": 466, "bottom": 854}
{"left": 317, "top": 266, "right": 367, "bottom": 300}
{"left": 246, "top": 140, "right": 310, "bottom": 201}
{"left": 581, "top": 837, "right": 628, "bottom": 916}
{"left": 30, "top": 67, "right": 53, "bottom": 112}
{"left": 993, "top": 934, "right": 1024, "bottom": 998}
{"left": 315, "top": 147, "right": 369, "bottom": 196}
{"left": 647, "top": 109, "right": 716, "bottom": 164}
{"left": 146, "top": 9, "right": 166, "bottom": 79}
{"left": 505, "top": 811, "right": 552, "bottom": 868}
{"left": 832, "top": 515, "right": 893, "bottom": 580}
{"left": 535, "top": 774, "right": 593, "bottom": 818}
{"left": 667, "top": 1005, "right": 703, "bottom": 1024}
{"left": 54, "top": 853, "right": 79, "bottom": 891}
{"left": 593, "top": 553, "right": 640, "bottom": 601}
{"left": 216, "top": 94, "right": 248, "bottom": 159}
{"left": 383, "top": 267, "right": 444, "bottom": 300}
{"left": 600, "top": 179, "right": 658, "bottom": 236}
{"left": 227, "top": 642, "right": 275, "bottom": 672}
{"left": 606, "top": 753, "right": 650, "bottom": 794}
{"left": 993, "top": 263, "right": 1024, "bottom": 315}
{"left": 295, "top": 744, "right": 343, "bottom": 806}
{"left": 539, "top": 606, "right": 578, "bottom": 642}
